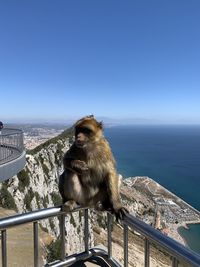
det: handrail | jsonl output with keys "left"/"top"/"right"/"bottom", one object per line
{"left": 0, "top": 128, "right": 24, "bottom": 164}
{"left": 0, "top": 206, "right": 63, "bottom": 230}
{"left": 0, "top": 128, "right": 23, "bottom": 136}
{"left": 124, "top": 213, "right": 200, "bottom": 267}
{"left": 1, "top": 206, "right": 200, "bottom": 267}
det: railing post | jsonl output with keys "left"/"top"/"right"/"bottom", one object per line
{"left": 84, "top": 209, "right": 89, "bottom": 253}
{"left": 1, "top": 230, "right": 7, "bottom": 267}
{"left": 124, "top": 224, "right": 128, "bottom": 267}
{"left": 107, "top": 213, "right": 113, "bottom": 259}
{"left": 33, "top": 221, "right": 39, "bottom": 267}
{"left": 144, "top": 238, "right": 150, "bottom": 267}
{"left": 60, "top": 214, "right": 66, "bottom": 260}
{"left": 172, "top": 257, "right": 179, "bottom": 267}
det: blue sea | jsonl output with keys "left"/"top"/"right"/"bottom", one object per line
{"left": 104, "top": 125, "right": 200, "bottom": 253}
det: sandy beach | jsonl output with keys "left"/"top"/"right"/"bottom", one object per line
{"left": 168, "top": 220, "right": 200, "bottom": 248}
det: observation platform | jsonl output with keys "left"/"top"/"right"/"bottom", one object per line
{"left": 0, "top": 128, "right": 26, "bottom": 181}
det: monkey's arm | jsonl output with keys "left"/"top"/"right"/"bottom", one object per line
{"left": 63, "top": 154, "right": 88, "bottom": 174}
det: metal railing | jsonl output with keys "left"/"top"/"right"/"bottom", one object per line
{"left": 0, "top": 128, "right": 24, "bottom": 165}
{"left": 1, "top": 206, "right": 200, "bottom": 267}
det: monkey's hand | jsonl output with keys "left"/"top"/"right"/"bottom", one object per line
{"left": 113, "top": 205, "right": 129, "bottom": 222}
{"left": 71, "top": 160, "right": 89, "bottom": 174}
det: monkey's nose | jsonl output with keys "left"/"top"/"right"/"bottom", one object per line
{"left": 76, "top": 139, "right": 85, "bottom": 147}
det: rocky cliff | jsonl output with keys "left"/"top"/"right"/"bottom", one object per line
{"left": 0, "top": 128, "right": 94, "bottom": 256}
{"left": 0, "top": 126, "right": 153, "bottom": 263}
{"left": 1, "top": 127, "right": 196, "bottom": 266}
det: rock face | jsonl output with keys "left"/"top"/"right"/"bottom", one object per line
{"left": 0, "top": 127, "right": 154, "bottom": 263}
{"left": 0, "top": 129, "right": 94, "bottom": 256}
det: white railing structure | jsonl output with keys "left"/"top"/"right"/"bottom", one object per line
{"left": 0, "top": 128, "right": 26, "bottom": 181}
{"left": 1, "top": 206, "right": 200, "bottom": 267}
{"left": 0, "top": 128, "right": 24, "bottom": 164}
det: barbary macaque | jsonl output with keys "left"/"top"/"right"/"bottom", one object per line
{"left": 59, "top": 115, "right": 128, "bottom": 220}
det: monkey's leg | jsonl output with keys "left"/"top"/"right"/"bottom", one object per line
{"left": 59, "top": 171, "right": 78, "bottom": 212}
{"left": 59, "top": 170, "right": 86, "bottom": 213}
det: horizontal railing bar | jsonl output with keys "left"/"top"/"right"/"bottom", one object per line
{"left": 0, "top": 206, "right": 88, "bottom": 230}
{"left": 45, "top": 247, "right": 121, "bottom": 267}
{"left": 1, "top": 206, "right": 200, "bottom": 267}
{"left": 0, "top": 128, "right": 23, "bottom": 136}
{"left": 124, "top": 214, "right": 200, "bottom": 267}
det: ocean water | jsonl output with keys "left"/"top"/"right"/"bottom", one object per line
{"left": 178, "top": 224, "right": 200, "bottom": 254}
{"left": 104, "top": 125, "right": 200, "bottom": 252}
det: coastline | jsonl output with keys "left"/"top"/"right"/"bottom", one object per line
{"left": 177, "top": 222, "right": 200, "bottom": 253}
{"left": 123, "top": 176, "right": 200, "bottom": 252}
{"left": 169, "top": 220, "right": 200, "bottom": 248}
{"left": 168, "top": 223, "right": 187, "bottom": 246}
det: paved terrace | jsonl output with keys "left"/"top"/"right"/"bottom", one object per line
{"left": 0, "top": 128, "right": 26, "bottom": 181}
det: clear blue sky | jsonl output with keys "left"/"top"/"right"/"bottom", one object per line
{"left": 0, "top": 0, "right": 200, "bottom": 124}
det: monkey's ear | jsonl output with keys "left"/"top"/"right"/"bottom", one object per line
{"left": 98, "top": 121, "right": 103, "bottom": 129}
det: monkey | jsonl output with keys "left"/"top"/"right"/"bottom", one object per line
{"left": 59, "top": 115, "right": 128, "bottom": 221}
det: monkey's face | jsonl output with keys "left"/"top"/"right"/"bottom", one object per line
{"left": 74, "top": 116, "right": 103, "bottom": 148}
{"left": 75, "top": 127, "right": 92, "bottom": 148}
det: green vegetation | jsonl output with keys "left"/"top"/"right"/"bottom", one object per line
{"left": 46, "top": 239, "right": 62, "bottom": 263}
{"left": 42, "top": 162, "right": 49, "bottom": 176}
{"left": 49, "top": 218, "right": 55, "bottom": 230}
{"left": 51, "top": 192, "right": 62, "bottom": 206}
{"left": 17, "top": 169, "right": 30, "bottom": 192}
{"left": 97, "top": 214, "right": 107, "bottom": 230}
{"left": 38, "top": 155, "right": 49, "bottom": 176}
{"left": 43, "top": 195, "right": 49, "bottom": 208}
{"left": 35, "top": 191, "right": 41, "bottom": 208}
{"left": 0, "top": 184, "right": 17, "bottom": 211}
{"left": 70, "top": 214, "right": 76, "bottom": 227}
{"left": 24, "top": 188, "right": 35, "bottom": 211}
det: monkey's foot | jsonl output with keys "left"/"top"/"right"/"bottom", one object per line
{"left": 62, "top": 200, "right": 77, "bottom": 212}
{"left": 114, "top": 207, "right": 129, "bottom": 222}
{"left": 95, "top": 201, "right": 104, "bottom": 211}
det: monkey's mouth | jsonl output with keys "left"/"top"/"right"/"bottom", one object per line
{"left": 75, "top": 140, "right": 86, "bottom": 148}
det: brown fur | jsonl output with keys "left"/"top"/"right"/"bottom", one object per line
{"left": 59, "top": 115, "right": 128, "bottom": 220}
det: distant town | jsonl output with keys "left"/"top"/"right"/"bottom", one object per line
{"left": 6, "top": 123, "right": 67, "bottom": 150}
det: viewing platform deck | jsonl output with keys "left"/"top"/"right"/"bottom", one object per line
{"left": 0, "top": 128, "right": 26, "bottom": 181}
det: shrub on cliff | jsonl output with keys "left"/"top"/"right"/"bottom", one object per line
{"left": 46, "top": 239, "right": 62, "bottom": 262}
{"left": 17, "top": 169, "right": 30, "bottom": 192}
{"left": 0, "top": 184, "right": 17, "bottom": 211}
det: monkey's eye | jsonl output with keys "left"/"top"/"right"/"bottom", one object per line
{"left": 76, "top": 127, "right": 92, "bottom": 135}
